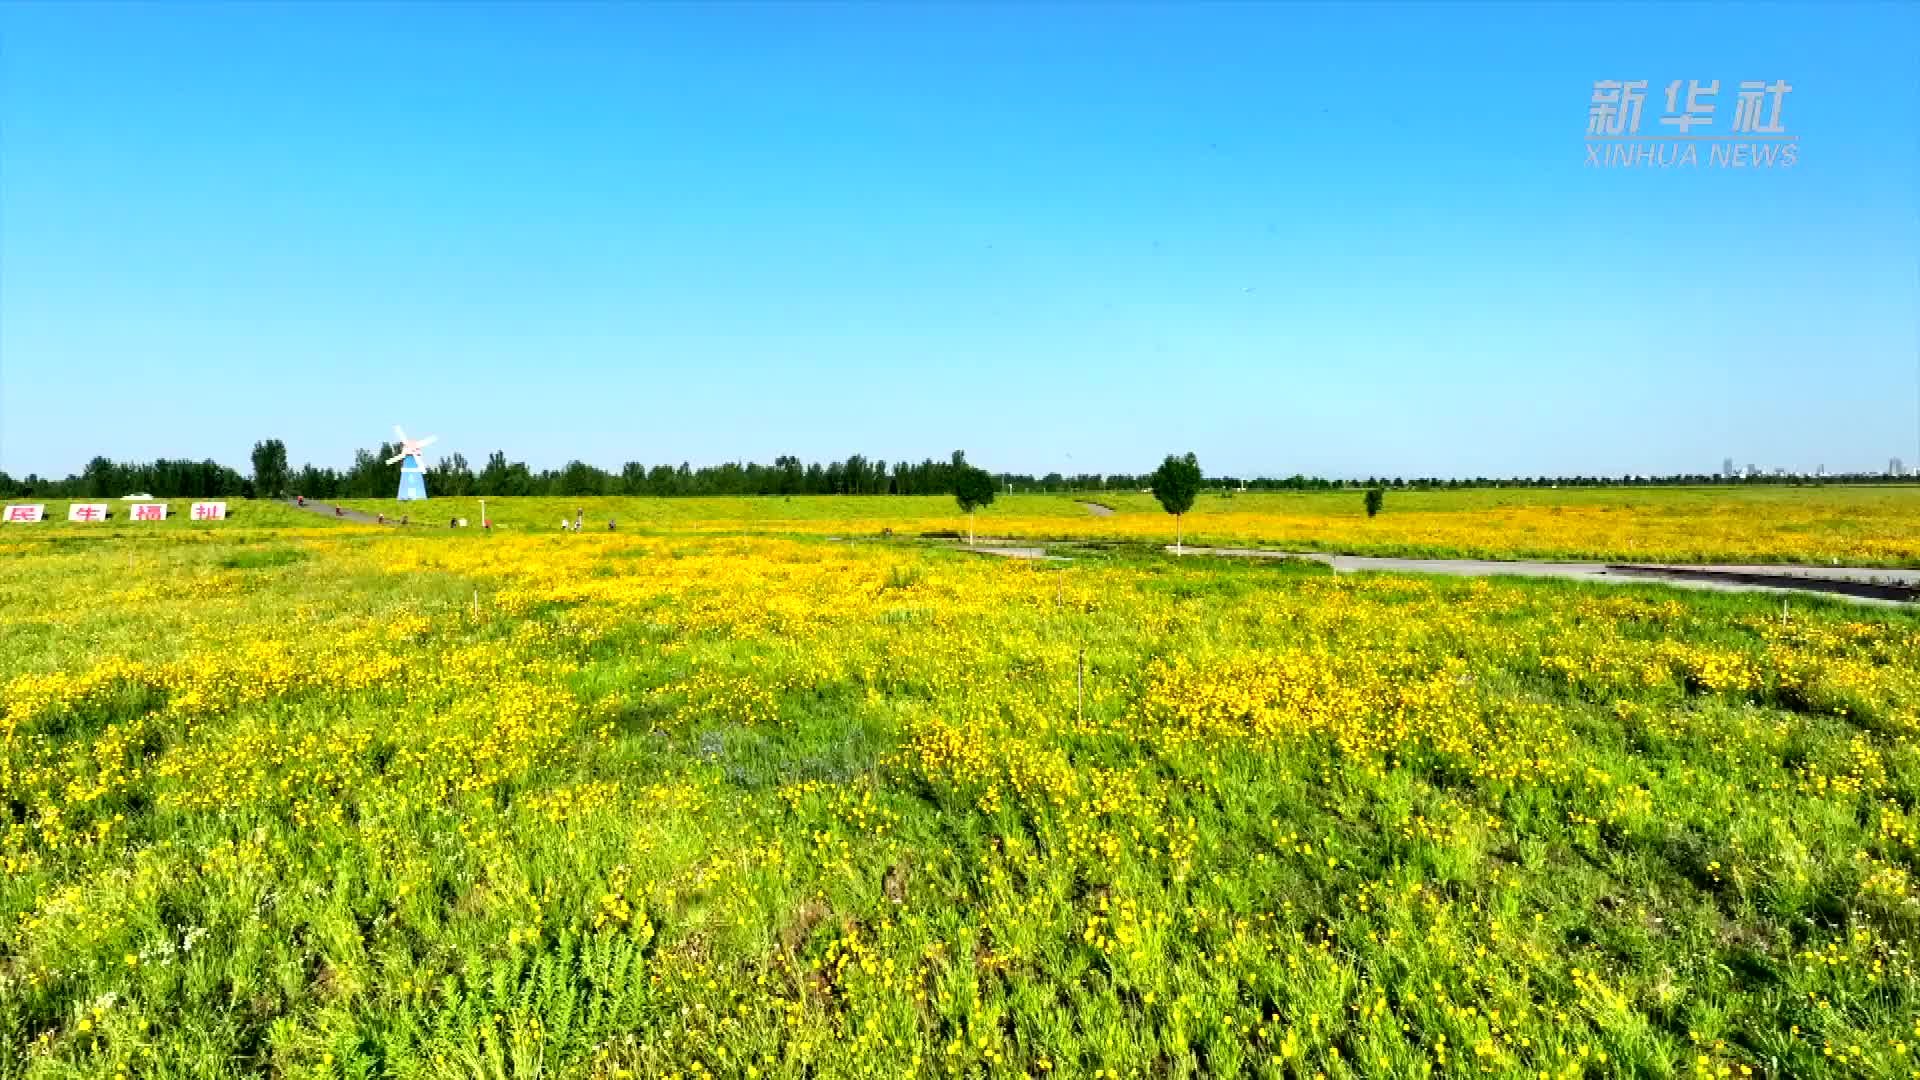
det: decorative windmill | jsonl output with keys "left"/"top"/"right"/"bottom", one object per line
{"left": 386, "top": 425, "right": 438, "bottom": 501}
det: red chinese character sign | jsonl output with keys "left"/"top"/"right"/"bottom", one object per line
{"left": 190, "top": 501, "right": 227, "bottom": 521}
{"left": 131, "top": 503, "right": 168, "bottom": 521}
{"left": 67, "top": 503, "right": 109, "bottom": 523}
{"left": 3, "top": 504, "right": 45, "bottom": 523}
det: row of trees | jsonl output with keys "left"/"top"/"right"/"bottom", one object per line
{"left": 0, "top": 457, "right": 250, "bottom": 499}
{"left": 272, "top": 450, "right": 1014, "bottom": 500}
{"left": 4, "top": 443, "right": 1914, "bottom": 500}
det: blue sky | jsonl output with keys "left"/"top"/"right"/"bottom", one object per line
{"left": 2, "top": 2, "right": 1915, "bottom": 480}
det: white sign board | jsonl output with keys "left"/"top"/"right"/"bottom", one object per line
{"left": 3, "top": 504, "right": 45, "bottom": 523}
{"left": 130, "top": 503, "right": 168, "bottom": 522}
{"left": 189, "top": 501, "right": 227, "bottom": 521}
{"left": 67, "top": 503, "right": 110, "bottom": 523}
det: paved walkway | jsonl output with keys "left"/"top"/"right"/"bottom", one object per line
{"left": 1168, "top": 547, "right": 1919, "bottom": 604}
{"left": 943, "top": 537, "right": 1914, "bottom": 604}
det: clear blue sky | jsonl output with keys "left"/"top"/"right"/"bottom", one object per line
{"left": 2, "top": 2, "right": 1916, "bottom": 480}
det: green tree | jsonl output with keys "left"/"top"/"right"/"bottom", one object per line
{"left": 1150, "top": 452, "right": 1203, "bottom": 553}
{"left": 1364, "top": 487, "right": 1385, "bottom": 518}
{"left": 81, "top": 456, "right": 118, "bottom": 499}
{"left": 952, "top": 453, "right": 997, "bottom": 546}
{"left": 429, "top": 452, "right": 475, "bottom": 497}
{"left": 250, "top": 439, "right": 290, "bottom": 499}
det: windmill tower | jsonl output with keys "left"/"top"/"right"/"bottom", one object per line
{"left": 386, "top": 425, "right": 438, "bottom": 501}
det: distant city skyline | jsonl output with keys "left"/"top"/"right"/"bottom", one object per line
{"left": 2, "top": 3, "right": 1916, "bottom": 480}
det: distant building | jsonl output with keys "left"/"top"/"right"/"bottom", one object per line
{"left": 1745, "top": 463, "right": 1760, "bottom": 478}
{"left": 1722, "top": 457, "right": 1735, "bottom": 479}
{"left": 1892, "top": 457, "right": 1906, "bottom": 477}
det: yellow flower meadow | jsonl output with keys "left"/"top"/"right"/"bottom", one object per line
{"left": 0, "top": 505, "right": 1916, "bottom": 1078}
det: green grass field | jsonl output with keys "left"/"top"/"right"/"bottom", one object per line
{"left": 2, "top": 504, "right": 1918, "bottom": 1078}
{"left": 315, "top": 485, "right": 1920, "bottom": 566}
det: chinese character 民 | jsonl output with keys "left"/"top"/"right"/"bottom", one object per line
{"left": 1588, "top": 80, "right": 1648, "bottom": 136}
{"left": 1732, "top": 80, "right": 1792, "bottom": 134}
{"left": 5, "top": 506, "right": 34, "bottom": 522}
{"left": 1660, "top": 80, "right": 1718, "bottom": 134}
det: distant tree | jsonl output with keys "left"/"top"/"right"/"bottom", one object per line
{"left": 250, "top": 439, "right": 290, "bottom": 499}
{"left": 81, "top": 456, "right": 117, "bottom": 499}
{"left": 475, "top": 451, "right": 533, "bottom": 496}
{"left": 429, "top": 452, "right": 475, "bottom": 496}
{"left": 1150, "top": 452, "right": 1202, "bottom": 553}
{"left": 952, "top": 453, "right": 997, "bottom": 545}
{"left": 1364, "top": 486, "right": 1385, "bottom": 518}
{"left": 620, "top": 462, "right": 648, "bottom": 495}
{"left": 559, "top": 460, "right": 608, "bottom": 496}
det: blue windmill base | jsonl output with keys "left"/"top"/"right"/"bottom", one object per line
{"left": 397, "top": 455, "right": 429, "bottom": 501}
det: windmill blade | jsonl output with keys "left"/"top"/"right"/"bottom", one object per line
{"left": 414, "top": 435, "right": 438, "bottom": 451}
{"left": 386, "top": 452, "right": 408, "bottom": 465}
{"left": 394, "top": 425, "right": 409, "bottom": 444}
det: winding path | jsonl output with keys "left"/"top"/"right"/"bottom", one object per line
{"left": 1174, "top": 547, "right": 1920, "bottom": 603}
{"left": 947, "top": 538, "right": 1916, "bottom": 604}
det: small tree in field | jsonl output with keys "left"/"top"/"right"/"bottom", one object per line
{"left": 953, "top": 460, "right": 996, "bottom": 545}
{"left": 1150, "top": 452, "right": 1202, "bottom": 553}
{"left": 1364, "top": 487, "right": 1385, "bottom": 518}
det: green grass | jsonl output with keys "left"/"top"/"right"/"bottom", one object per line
{"left": 1, "top": 526, "right": 1916, "bottom": 1078}
{"left": 326, "top": 486, "right": 1920, "bottom": 567}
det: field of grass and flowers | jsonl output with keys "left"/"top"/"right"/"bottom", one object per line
{"left": 2, "top": 512, "right": 1919, "bottom": 1078}
{"left": 329, "top": 486, "right": 1920, "bottom": 567}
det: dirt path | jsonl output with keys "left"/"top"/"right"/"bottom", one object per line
{"left": 284, "top": 498, "right": 392, "bottom": 526}
{"left": 1077, "top": 501, "right": 1115, "bottom": 516}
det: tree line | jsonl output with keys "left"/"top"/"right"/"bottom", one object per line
{"left": 2, "top": 441, "right": 1913, "bottom": 500}
{"left": 0, "top": 457, "right": 249, "bottom": 500}
{"left": 282, "top": 449, "right": 1019, "bottom": 500}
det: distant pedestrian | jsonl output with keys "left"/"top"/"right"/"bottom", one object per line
{"left": 574, "top": 507, "right": 584, "bottom": 531}
{"left": 608, "top": 518, "right": 616, "bottom": 531}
